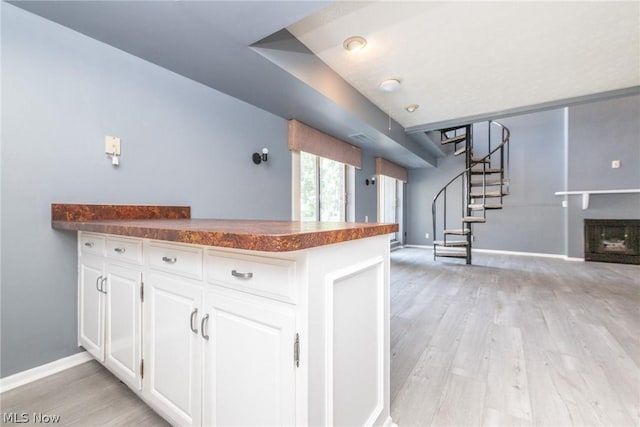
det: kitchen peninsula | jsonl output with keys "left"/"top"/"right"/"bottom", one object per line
{"left": 52, "top": 204, "right": 397, "bottom": 427}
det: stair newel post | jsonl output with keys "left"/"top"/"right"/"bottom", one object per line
{"left": 432, "top": 195, "right": 437, "bottom": 261}
{"left": 443, "top": 188, "right": 447, "bottom": 245}
{"left": 488, "top": 120, "right": 492, "bottom": 161}
{"left": 504, "top": 126, "right": 510, "bottom": 203}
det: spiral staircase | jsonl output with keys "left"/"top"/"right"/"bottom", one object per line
{"left": 431, "top": 121, "right": 511, "bottom": 264}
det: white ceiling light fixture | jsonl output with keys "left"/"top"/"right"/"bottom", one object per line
{"left": 343, "top": 36, "right": 367, "bottom": 52}
{"left": 405, "top": 104, "right": 419, "bottom": 113}
{"left": 379, "top": 78, "right": 401, "bottom": 92}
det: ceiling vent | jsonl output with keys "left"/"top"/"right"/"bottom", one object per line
{"left": 349, "top": 133, "right": 376, "bottom": 144}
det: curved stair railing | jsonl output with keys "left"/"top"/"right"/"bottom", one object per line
{"left": 431, "top": 121, "right": 511, "bottom": 264}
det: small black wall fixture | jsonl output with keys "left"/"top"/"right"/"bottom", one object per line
{"left": 252, "top": 148, "right": 269, "bottom": 165}
{"left": 365, "top": 176, "right": 376, "bottom": 186}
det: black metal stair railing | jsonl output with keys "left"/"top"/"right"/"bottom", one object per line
{"left": 431, "top": 121, "right": 511, "bottom": 264}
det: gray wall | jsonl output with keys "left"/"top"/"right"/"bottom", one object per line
{"left": 407, "top": 109, "right": 566, "bottom": 254}
{"left": 566, "top": 95, "right": 640, "bottom": 257}
{"left": 354, "top": 151, "right": 378, "bottom": 223}
{"left": 1, "top": 4, "right": 291, "bottom": 377}
{"left": 407, "top": 95, "right": 639, "bottom": 258}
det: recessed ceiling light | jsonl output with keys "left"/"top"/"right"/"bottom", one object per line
{"left": 405, "top": 104, "right": 419, "bottom": 113}
{"left": 343, "top": 36, "right": 367, "bottom": 52}
{"left": 379, "top": 78, "right": 401, "bottom": 92}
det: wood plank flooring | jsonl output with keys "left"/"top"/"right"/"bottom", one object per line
{"left": 0, "top": 360, "right": 168, "bottom": 426}
{"left": 391, "top": 248, "right": 639, "bottom": 427}
{"left": 1, "top": 248, "right": 638, "bottom": 426}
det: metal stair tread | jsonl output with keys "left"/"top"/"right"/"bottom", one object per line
{"left": 468, "top": 203, "right": 503, "bottom": 210}
{"left": 462, "top": 216, "right": 487, "bottom": 223}
{"left": 470, "top": 190, "right": 509, "bottom": 197}
{"left": 470, "top": 179, "right": 509, "bottom": 186}
{"left": 470, "top": 167, "right": 502, "bottom": 174}
{"left": 454, "top": 146, "right": 467, "bottom": 156}
{"left": 441, "top": 134, "right": 467, "bottom": 145}
{"left": 434, "top": 240, "right": 468, "bottom": 247}
{"left": 443, "top": 228, "right": 471, "bottom": 235}
{"left": 471, "top": 157, "right": 490, "bottom": 163}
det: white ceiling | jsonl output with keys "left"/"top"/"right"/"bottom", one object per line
{"left": 288, "top": 1, "right": 640, "bottom": 130}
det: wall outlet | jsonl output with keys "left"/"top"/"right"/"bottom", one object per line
{"left": 611, "top": 160, "right": 620, "bottom": 169}
{"left": 425, "top": 233, "right": 429, "bottom": 239}
{"left": 105, "top": 136, "right": 121, "bottom": 155}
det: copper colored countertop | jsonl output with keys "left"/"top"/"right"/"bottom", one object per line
{"left": 52, "top": 218, "right": 398, "bottom": 252}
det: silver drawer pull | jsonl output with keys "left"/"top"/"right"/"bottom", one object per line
{"left": 190, "top": 308, "right": 199, "bottom": 334}
{"left": 231, "top": 270, "right": 253, "bottom": 279}
{"left": 201, "top": 314, "right": 210, "bottom": 340}
{"left": 84, "top": 242, "right": 94, "bottom": 248}
{"left": 162, "top": 256, "right": 177, "bottom": 264}
{"left": 114, "top": 247, "right": 126, "bottom": 254}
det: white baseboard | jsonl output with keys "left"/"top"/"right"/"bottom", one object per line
{"left": 401, "top": 245, "right": 584, "bottom": 262}
{"left": 0, "top": 351, "right": 92, "bottom": 394}
{"left": 403, "top": 244, "right": 432, "bottom": 250}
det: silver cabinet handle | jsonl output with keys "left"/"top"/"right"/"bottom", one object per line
{"left": 84, "top": 242, "right": 94, "bottom": 248}
{"left": 231, "top": 270, "right": 253, "bottom": 279}
{"left": 162, "top": 256, "right": 177, "bottom": 264}
{"left": 201, "top": 314, "right": 210, "bottom": 340}
{"left": 100, "top": 277, "right": 107, "bottom": 294}
{"left": 95, "top": 275, "right": 103, "bottom": 293}
{"left": 190, "top": 308, "right": 199, "bottom": 334}
{"left": 114, "top": 247, "right": 126, "bottom": 254}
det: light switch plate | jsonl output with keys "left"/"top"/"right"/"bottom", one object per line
{"left": 105, "top": 136, "right": 121, "bottom": 155}
{"left": 611, "top": 160, "right": 620, "bottom": 168}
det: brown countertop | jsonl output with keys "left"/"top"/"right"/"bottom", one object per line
{"left": 51, "top": 204, "right": 398, "bottom": 252}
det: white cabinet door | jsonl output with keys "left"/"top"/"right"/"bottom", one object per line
{"left": 78, "top": 255, "right": 105, "bottom": 362}
{"left": 202, "top": 288, "right": 296, "bottom": 427}
{"left": 105, "top": 263, "right": 142, "bottom": 391}
{"left": 143, "top": 271, "right": 203, "bottom": 427}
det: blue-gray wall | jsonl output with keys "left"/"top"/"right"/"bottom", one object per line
{"left": 1, "top": 4, "right": 291, "bottom": 377}
{"left": 407, "top": 95, "right": 640, "bottom": 258}
{"left": 566, "top": 95, "right": 640, "bottom": 257}
{"left": 355, "top": 151, "right": 378, "bottom": 223}
{"left": 407, "top": 109, "right": 566, "bottom": 254}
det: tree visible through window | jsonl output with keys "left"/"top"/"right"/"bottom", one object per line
{"left": 300, "top": 151, "right": 345, "bottom": 221}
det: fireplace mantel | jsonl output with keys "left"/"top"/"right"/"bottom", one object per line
{"left": 555, "top": 189, "right": 640, "bottom": 210}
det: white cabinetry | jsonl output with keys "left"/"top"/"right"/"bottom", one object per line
{"left": 202, "top": 287, "right": 296, "bottom": 427}
{"left": 78, "top": 254, "right": 105, "bottom": 361}
{"left": 142, "top": 240, "right": 205, "bottom": 426}
{"left": 77, "top": 233, "right": 143, "bottom": 390}
{"left": 75, "top": 231, "right": 393, "bottom": 427}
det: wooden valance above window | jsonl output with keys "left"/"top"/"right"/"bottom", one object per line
{"left": 288, "top": 120, "right": 362, "bottom": 169}
{"left": 376, "top": 157, "right": 408, "bottom": 183}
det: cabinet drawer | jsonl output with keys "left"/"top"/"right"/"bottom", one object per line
{"left": 206, "top": 251, "right": 296, "bottom": 304}
{"left": 79, "top": 233, "right": 105, "bottom": 256}
{"left": 106, "top": 236, "right": 143, "bottom": 265}
{"left": 148, "top": 241, "right": 203, "bottom": 280}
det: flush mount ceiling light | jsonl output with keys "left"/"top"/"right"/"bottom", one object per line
{"left": 343, "top": 36, "right": 367, "bottom": 52}
{"left": 405, "top": 104, "right": 419, "bottom": 113}
{"left": 379, "top": 78, "right": 401, "bottom": 92}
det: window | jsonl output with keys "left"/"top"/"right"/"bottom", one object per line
{"left": 295, "top": 151, "right": 354, "bottom": 222}
{"left": 300, "top": 152, "right": 349, "bottom": 221}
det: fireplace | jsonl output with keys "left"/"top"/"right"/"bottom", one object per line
{"left": 584, "top": 219, "right": 640, "bottom": 265}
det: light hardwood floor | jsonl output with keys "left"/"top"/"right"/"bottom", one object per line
{"left": 390, "top": 248, "right": 639, "bottom": 427}
{"left": 1, "top": 248, "right": 638, "bottom": 426}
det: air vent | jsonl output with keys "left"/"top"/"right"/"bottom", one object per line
{"left": 349, "top": 133, "right": 376, "bottom": 144}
